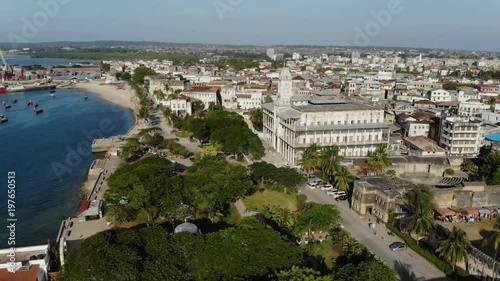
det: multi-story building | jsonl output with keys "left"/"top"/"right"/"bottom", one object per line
{"left": 458, "top": 100, "right": 489, "bottom": 117}
{"left": 181, "top": 86, "right": 220, "bottom": 109}
{"left": 439, "top": 115, "right": 484, "bottom": 156}
{"left": 351, "top": 178, "right": 413, "bottom": 223}
{"left": 427, "top": 89, "right": 451, "bottom": 102}
{"left": 262, "top": 68, "right": 391, "bottom": 165}
{"left": 403, "top": 121, "right": 430, "bottom": 137}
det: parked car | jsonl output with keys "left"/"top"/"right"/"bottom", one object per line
{"left": 335, "top": 195, "right": 348, "bottom": 201}
{"left": 332, "top": 191, "right": 347, "bottom": 199}
{"left": 389, "top": 242, "right": 407, "bottom": 251}
{"left": 321, "top": 184, "right": 334, "bottom": 191}
{"left": 326, "top": 189, "right": 340, "bottom": 196}
{"left": 307, "top": 182, "right": 318, "bottom": 189}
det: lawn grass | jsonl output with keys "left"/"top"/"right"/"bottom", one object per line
{"left": 175, "top": 131, "right": 190, "bottom": 138}
{"left": 243, "top": 190, "right": 297, "bottom": 213}
{"left": 308, "top": 237, "right": 340, "bottom": 269}
{"left": 223, "top": 203, "right": 241, "bottom": 225}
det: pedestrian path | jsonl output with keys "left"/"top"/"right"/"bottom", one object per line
{"left": 234, "top": 199, "right": 257, "bottom": 217}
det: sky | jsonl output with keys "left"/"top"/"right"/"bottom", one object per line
{"left": 1, "top": 0, "right": 499, "bottom": 51}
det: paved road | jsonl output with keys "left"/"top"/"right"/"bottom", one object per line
{"left": 301, "top": 187, "right": 448, "bottom": 281}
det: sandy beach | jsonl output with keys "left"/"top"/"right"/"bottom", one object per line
{"left": 71, "top": 80, "right": 147, "bottom": 136}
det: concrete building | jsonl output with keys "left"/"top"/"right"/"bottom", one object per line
{"left": 458, "top": 100, "right": 489, "bottom": 117}
{"left": 403, "top": 121, "right": 430, "bottom": 137}
{"left": 0, "top": 244, "right": 50, "bottom": 281}
{"left": 427, "top": 89, "right": 451, "bottom": 102}
{"left": 404, "top": 136, "right": 447, "bottom": 157}
{"left": 182, "top": 86, "right": 220, "bottom": 109}
{"left": 439, "top": 115, "right": 484, "bottom": 156}
{"left": 262, "top": 68, "right": 391, "bottom": 165}
{"left": 159, "top": 94, "right": 194, "bottom": 116}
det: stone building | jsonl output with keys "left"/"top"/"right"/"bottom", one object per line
{"left": 262, "top": 68, "right": 391, "bottom": 165}
{"left": 351, "top": 177, "right": 415, "bottom": 223}
{"left": 432, "top": 182, "right": 500, "bottom": 209}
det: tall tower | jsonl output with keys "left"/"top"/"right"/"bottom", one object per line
{"left": 277, "top": 68, "right": 292, "bottom": 107}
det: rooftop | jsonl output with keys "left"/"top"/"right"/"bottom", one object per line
{"left": 405, "top": 136, "right": 446, "bottom": 153}
{"left": 0, "top": 264, "right": 39, "bottom": 281}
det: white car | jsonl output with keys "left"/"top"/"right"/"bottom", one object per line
{"left": 307, "top": 182, "right": 318, "bottom": 189}
{"left": 326, "top": 189, "right": 340, "bottom": 196}
{"left": 332, "top": 191, "right": 347, "bottom": 199}
{"left": 321, "top": 184, "right": 334, "bottom": 191}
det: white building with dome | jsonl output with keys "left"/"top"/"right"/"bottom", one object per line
{"left": 262, "top": 68, "right": 391, "bottom": 165}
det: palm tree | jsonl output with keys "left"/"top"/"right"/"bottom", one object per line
{"left": 271, "top": 207, "right": 294, "bottom": 231}
{"left": 334, "top": 166, "right": 353, "bottom": 191}
{"left": 482, "top": 216, "right": 500, "bottom": 280}
{"left": 367, "top": 143, "right": 391, "bottom": 169}
{"left": 487, "top": 97, "right": 497, "bottom": 113}
{"left": 437, "top": 226, "right": 471, "bottom": 272}
{"left": 300, "top": 144, "right": 320, "bottom": 175}
{"left": 406, "top": 203, "right": 433, "bottom": 241}
{"left": 319, "top": 145, "right": 342, "bottom": 179}
{"left": 153, "top": 89, "right": 165, "bottom": 101}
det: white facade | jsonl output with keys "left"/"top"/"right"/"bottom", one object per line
{"left": 439, "top": 116, "right": 484, "bottom": 156}
{"left": 427, "top": 89, "right": 451, "bottom": 102}
{"left": 159, "top": 96, "right": 193, "bottom": 116}
{"left": 262, "top": 69, "right": 391, "bottom": 165}
{"left": 236, "top": 91, "right": 262, "bottom": 110}
{"left": 481, "top": 111, "right": 500, "bottom": 124}
{"left": 458, "top": 101, "right": 489, "bottom": 117}
{"left": 292, "top": 52, "right": 301, "bottom": 60}
{"left": 404, "top": 122, "right": 430, "bottom": 137}
{"left": 181, "top": 88, "right": 218, "bottom": 109}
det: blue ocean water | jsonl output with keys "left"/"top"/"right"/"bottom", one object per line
{"left": 5, "top": 55, "right": 99, "bottom": 67}
{"left": 0, "top": 88, "right": 133, "bottom": 247}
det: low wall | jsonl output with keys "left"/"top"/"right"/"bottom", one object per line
{"left": 390, "top": 163, "right": 451, "bottom": 177}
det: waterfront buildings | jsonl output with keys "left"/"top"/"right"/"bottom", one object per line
{"left": 0, "top": 244, "right": 50, "bottom": 281}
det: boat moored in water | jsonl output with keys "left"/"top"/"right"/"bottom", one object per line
{"left": 84, "top": 96, "right": 88, "bottom": 100}
{"left": 26, "top": 101, "right": 33, "bottom": 106}
{"left": 12, "top": 99, "right": 17, "bottom": 103}
{"left": 0, "top": 117, "right": 8, "bottom": 123}
{"left": 34, "top": 108, "right": 43, "bottom": 114}
{"left": 50, "top": 94, "right": 56, "bottom": 98}
{"left": 4, "top": 104, "right": 11, "bottom": 109}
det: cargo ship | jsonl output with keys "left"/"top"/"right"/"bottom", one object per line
{"left": 6, "top": 84, "right": 57, "bottom": 93}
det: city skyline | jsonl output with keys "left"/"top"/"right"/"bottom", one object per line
{"left": 1, "top": 0, "right": 500, "bottom": 52}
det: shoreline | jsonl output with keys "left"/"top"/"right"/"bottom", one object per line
{"left": 70, "top": 80, "right": 141, "bottom": 136}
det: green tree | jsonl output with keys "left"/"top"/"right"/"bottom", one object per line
{"left": 367, "top": 143, "right": 391, "bottom": 169}
{"left": 437, "top": 226, "right": 471, "bottom": 272}
{"left": 116, "top": 71, "right": 131, "bottom": 81}
{"left": 487, "top": 97, "right": 497, "bottom": 112}
{"left": 294, "top": 203, "right": 340, "bottom": 235}
{"left": 334, "top": 257, "right": 397, "bottom": 281}
{"left": 481, "top": 152, "right": 500, "bottom": 184}
{"left": 300, "top": 144, "right": 320, "bottom": 175}
{"left": 104, "top": 157, "right": 183, "bottom": 224}
{"left": 296, "top": 194, "right": 308, "bottom": 211}
{"left": 132, "top": 66, "right": 156, "bottom": 84}
{"left": 184, "top": 157, "right": 255, "bottom": 220}
{"left": 264, "top": 94, "right": 274, "bottom": 103}
{"left": 444, "top": 168, "right": 455, "bottom": 176}
{"left": 491, "top": 168, "right": 500, "bottom": 185}
{"left": 193, "top": 217, "right": 303, "bottom": 281}
{"left": 101, "top": 63, "right": 111, "bottom": 72}
{"left": 319, "top": 145, "right": 342, "bottom": 180}
{"left": 462, "top": 160, "right": 478, "bottom": 174}
{"left": 249, "top": 108, "right": 264, "bottom": 131}
{"left": 120, "top": 137, "right": 141, "bottom": 159}
{"left": 191, "top": 100, "right": 205, "bottom": 115}
{"left": 334, "top": 166, "right": 353, "bottom": 191}
{"left": 274, "top": 266, "right": 331, "bottom": 281}
{"left": 268, "top": 207, "right": 295, "bottom": 231}
{"left": 406, "top": 203, "right": 434, "bottom": 241}
{"left": 153, "top": 89, "right": 165, "bottom": 101}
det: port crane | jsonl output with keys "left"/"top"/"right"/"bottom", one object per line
{"left": 0, "top": 49, "right": 13, "bottom": 82}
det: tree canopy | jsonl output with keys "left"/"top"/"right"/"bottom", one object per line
{"left": 104, "top": 157, "right": 183, "bottom": 224}
{"left": 294, "top": 203, "right": 340, "bottom": 234}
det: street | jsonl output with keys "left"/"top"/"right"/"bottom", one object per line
{"left": 301, "top": 187, "right": 448, "bottom": 281}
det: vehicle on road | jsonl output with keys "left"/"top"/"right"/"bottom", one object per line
{"left": 321, "top": 184, "right": 334, "bottom": 191}
{"left": 389, "top": 242, "right": 407, "bottom": 251}
{"left": 331, "top": 191, "right": 347, "bottom": 199}
{"left": 307, "top": 182, "right": 318, "bottom": 189}
{"left": 335, "top": 195, "right": 348, "bottom": 201}
{"left": 326, "top": 189, "right": 340, "bottom": 196}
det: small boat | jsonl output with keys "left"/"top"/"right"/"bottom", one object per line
{"left": 26, "top": 101, "right": 33, "bottom": 106}
{"left": 50, "top": 94, "right": 56, "bottom": 98}
{"left": 84, "top": 96, "right": 88, "bottom": 100}
{"left": 0, "top": 117, "right": 8, "bottom": 123}
{"left": 50, "top": 90, "right": 56, "bottom": 94}
{"left": 33, "top": 103, "right": 39, "bottom": 108}
{"left": 4, "top": 104, "right": 11, "bottom": 109}
{"left": 12, "top": 99, "right": 17, "bottom": 103}
{"left": 34, "top": 108, "right": 43, "bottom": 114}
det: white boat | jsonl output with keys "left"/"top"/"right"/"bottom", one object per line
{"left": 7, "top": 85, "right": 25, "bottom": 92}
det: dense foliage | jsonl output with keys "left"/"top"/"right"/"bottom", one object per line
{"left": 249, "top": 162, "right": 306, "bottom": 192}
{"left": 178, "top": 110, "right": 264, "bottom": 159}
{"left": 60, "top": 218, "right": 303, "bottom": 281}
{"left": 480, "top": 152, "right": 500, "bottom": 185}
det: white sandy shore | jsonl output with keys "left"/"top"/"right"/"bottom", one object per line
{"left": 71, "top": 80, "right": 146, "bottom": 136}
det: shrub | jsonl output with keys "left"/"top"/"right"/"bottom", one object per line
{"left": 161, "top": 139, "right": 193, "bottom": 158}
{"left": 444, "top": 168, "right": 455, "bottom": 176}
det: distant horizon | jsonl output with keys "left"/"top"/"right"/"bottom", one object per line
{"left": 2, "top": 0, "right": 500, "bottom": 53}
{"left": 1, "top": 40, "right": 498, "bottom": 55}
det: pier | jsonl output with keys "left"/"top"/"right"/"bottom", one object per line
{"left": 91, "top": 138, "right": 114, "bottom": 152}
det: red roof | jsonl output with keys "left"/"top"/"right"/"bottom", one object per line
{"left": 77, "top": 200, "right": 91, "bottom": 216}
{"left": 0, "top": 264, "right": 39, "bottom": 281}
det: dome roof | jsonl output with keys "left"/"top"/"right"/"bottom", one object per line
{"left": 174, "top": 222, "right": 198, "bottom": 234}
